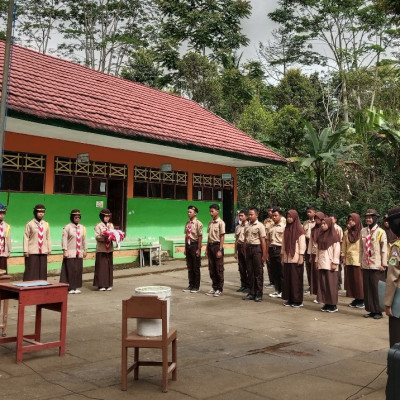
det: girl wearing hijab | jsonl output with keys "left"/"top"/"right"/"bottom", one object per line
{"left": 23, "top": 204, "right": 52, "bottom": 281}
{"left": 342, "top": 213, "right": 364, "bottom": 309}
{"left": 281, "top": 210, "right": 306, "bottom": 308}
{"left": 360, "top": 209, "right": 387, "bottom": 319}
{"left": 93, "top": 209, "right": 114, "bottom": 291}
{"left": 60, "top": 209, "right": 87, "bottom": 294}
{"left": 308, "top": 211, "right": 325, "bottom": 301}
{"left": 316, "top": 217, "right": 341, "bottom": 312}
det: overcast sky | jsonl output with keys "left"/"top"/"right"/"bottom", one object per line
{"left": 240, "top": 0, "right": 279, "bottom": 61}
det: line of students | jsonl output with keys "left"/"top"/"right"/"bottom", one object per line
{"left": 183, "top": 204, "right": 392, "bottom": 318}
{"left": 0, "top": 203, "right": 115, "bottom": 294}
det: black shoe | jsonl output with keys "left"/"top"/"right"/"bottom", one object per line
{"left": 320, "top": 304, "right": 329, "bottom": 312}
{"left": 242, "top": 287, "right": 250, "bottom": 293}
{"left": 327, "top": 305, "right": 338, "bottom": 313}
{"left": 373, "top": 313, "right": 383, "bottom": 320}
{"left": 348, "top": 299, "right": 358, "bottom": 308}
{"left": 355, "top": 301, "right": 365, "bottom": 309}
{"left": 283, "top": 301, "right": 292, "bottom": 307}
{"left": 364, "top": 312, "right": 374, "bottom": 318}
{"left": 254, "top": 296, "right": 263, "bottom": 302}
{"left": 236, "top": 286, "right": 245, "bottom": 292}
{"left": 242, "top": 294, "right": 255, "bottom": 300}
{"left": 182, "top": 286, "right": 192, "bottom": 292}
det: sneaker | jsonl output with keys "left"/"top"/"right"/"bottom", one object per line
{"left": 264, "top": 283, "right": 274, "bottom": 289}
{"left": 254, "top": 296, "right": 262, "bottom": 302}
{"left": 213, "top": 290, "right": 222, "bottom": 297}
{"left": 269, "top": 291, "right": 281, "bottom": 298}
{"left": 373, "top": 313, "right": 383, "bottom": 320}
{"left": 355, "top": 301, "right": 365, "bottom": 309}
{"left": 98, "top": 287, "right": 106, "bottom": 291}
{"left": 242, "top": 294, "right": 255, "bottom": 300}
{"left": 313, "top": 299, "right": 320, "bottom": 304}
{"left": 320, "top": 304, "right": 329, "bottom": 312}
{"left": 291, "top": 303, "right": 304, "bottom": 308}
{"left": 236, "top": 286, "right": 245, "bottom": 292}
{"left": 304, "top": 289, "right": 310, "bottom": 294}
{"left": 182, "top": 286, "right": 192, "bottom": 292}
{"left": 327, "top": 305, "right": 338, "bottom": 313}
{"left": 205, "top": 289, "right": 216, "bottom": 296}
{"left": 283, "top": 301, "right": 292, "bottom": 307}
{"left": 106, "top": 287, "right": 112, "bottom": 291}
{"left": 74, "top": 289, "right": 81, "bottom": 294}
{"left": 68, "top": 289, "right": 76, "bottom": 294}
{"left": 363, "top": 312, "right": 374, "bottom": 318}
{"left": 190, "top": 288, "right": 199, "bottom": 293}
{"left": 348, "top": 299, "right": 358, "bottom": 308}
{"left": 242, "top": 287, "right": 250, "bottom": 293}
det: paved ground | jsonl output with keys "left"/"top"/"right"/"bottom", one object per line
{"left": 0, "top": 257, "right": 389, "bottom": 399}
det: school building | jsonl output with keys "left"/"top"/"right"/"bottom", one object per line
{"left": 0, "top": 41, "right": 286, "bottom": 273}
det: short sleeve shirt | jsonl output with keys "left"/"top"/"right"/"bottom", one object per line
{"left": 303, "top": 219, "right": 315, "bottom": 240}
{"left": 184, "top": 218, "right": 203, "bottom": 241}
{"left": 235, "top": 221, "right": 248, "bottom": 244}
{"left": 245, "top": 220, "right": 266, "bottom": 245}
{"left": 267, "top": 222, "right": 285, "bottom": 246}
{"left": 207, "top": 218, "right": 225, "bottom": 243}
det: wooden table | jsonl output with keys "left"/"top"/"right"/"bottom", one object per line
{"left": 0, "top": 274, "right": 10, "bottom": 336}
{"left": 0, "top": 281, "right": 68, "bottom": 363}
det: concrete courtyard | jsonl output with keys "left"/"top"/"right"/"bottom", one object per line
{"left": 0, "top": 257, "right": 389, "bottom": 400}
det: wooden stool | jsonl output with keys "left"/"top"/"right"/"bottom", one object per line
{"left": 0, "top": 273, "right": 10, "bottom": 337}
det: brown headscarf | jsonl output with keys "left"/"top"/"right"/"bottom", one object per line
{"left": 316, "top": 217, "right": 340, "bottom": 250}
{"left": 283, "top": 210, "right": 305, "bottom": 257}
{"left": 347, "top": 213, "right": 362, "bottom": 244}
{"left": 311, "top": 211, "right": 326, "bottom": 243}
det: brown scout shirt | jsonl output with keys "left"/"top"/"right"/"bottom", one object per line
{"left": 359, "top": 226, "right": 388, "bottom": 269}
{"left": 184, "top": 217, "right": 203, "bottom": 244}
{"left": 0, "top": 221, "right": 11, "bottom": 257}
{"left": 235, "top": 221, "right": 248, "bottom": 244}
{"left": 385, "top": 241, "right": 400, "bottom": 307}
{"left": 207, "top": 217, "right": 225, "bottom": 243}
{"left": 244, "top": 220, "right": 266, "bottom": 245}
{"left": 267, "top": 221, "right": 285, "bottom": 246}
{"left": 62, "top": 223, "right": 88, "bottom": 258}
{"left": 95, "top": 222, "right": 114, "bottom": 253}
{"left": 23, "top": 219, "right": 51, "bottom": 255}
{"left": 303, "top": 219, "right": 315, "bottom": 240}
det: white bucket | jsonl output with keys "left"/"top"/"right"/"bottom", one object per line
{"left": 134, "top": 286, "right": 171, "bottom": 336}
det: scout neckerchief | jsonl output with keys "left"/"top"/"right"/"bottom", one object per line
{"left": 38, "top": 222, "right": 44, "bottom": 253}
{"left": 0, "top": 223, "right": 4, "bottom": 254}
{"left": 366, "top": 225, "right": 378, "bottom": 265}
{"left": 187, "top": 221, "right": 193, "bottom": 245}
{"left": 76, "top": 225, "right": 81, "bottom": 257}
{"left": 105, "top": 223, "right": 111, "bottom": 251}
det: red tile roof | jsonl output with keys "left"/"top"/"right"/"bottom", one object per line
{"left": 0, "top": 42, "right": 286, "bottom": 164}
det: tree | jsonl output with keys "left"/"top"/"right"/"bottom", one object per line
{"left": 156, "top": 0, "right": 251, "bottom": 56}
{"left": 293, "top": 123, "right": 357, "bottom": 198}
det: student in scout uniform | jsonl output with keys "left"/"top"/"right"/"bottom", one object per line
{"left": 234, "top": 209, "right": 249, "bottom": 293}
{"left": 263, "top": 204, "right": 275, "bottom": 288}
{"left": 281, "top": 210, "right": 306, "bottom": 308}
{"left": 308, "top": 211, "right": 325, "bottom": 303}
{"left": 205, "top": 204, "right": 225, "bottom": 297}
{"left": 329, "top": 213, "right": 344, "bottom": 289}
{"left": 93, "top": 208, "right": 114, "bottom": 291}
{"left": 383, "top": 214, "right": 397, "bottom": 246}
{"left": 267, "top": 208, "right": 286, "bottom": 298}
{"left": 23, "top": 204, "right": 51, "bottom": 281}
{"left": 384, "top": 206, "right": 400, "bottom": 347}
{"left": 316, "top": 217, "right": 341, "bottom": 313}
{"left": 342, "top": 213, "right": 364, "bottom": 309}
{"left": 183, "top": 205, "right": 203, "bottom": 293}
{"left": 303, "top": 206, "right": 316, "bottom": 293}
{"left": 0, "top": 203, "right": 11, "bottom": 273}
{"left": 60, "top": 209, "right": 87, "bottom": 294}
{"left": 360, "top": 209, "right": 388, "bottom": 319}
{"left": 242, "top": 208, "right": 267, "bottom": 302}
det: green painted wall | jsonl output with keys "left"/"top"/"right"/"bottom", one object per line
{"left": 0, "top": 192, "right": 225, "bottom": 256}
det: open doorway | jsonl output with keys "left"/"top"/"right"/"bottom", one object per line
{"left": 222, "top": 189, "right": 234, "bottom": 233}
{"left": 107, "top": 179, "right": 126, "bottom": 231}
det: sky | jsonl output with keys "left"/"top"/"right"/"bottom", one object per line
{"left": 240, "top": 0, "right": 280, "bottom": 61}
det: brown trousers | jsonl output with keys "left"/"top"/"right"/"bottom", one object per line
{"left": 246, "top": 244, "right": 263, "bottom": 297}
{"left": 237, "top": 243, "right": 248, "bottom": 288}
{"left": 207, "top": 243, "right": 224, "bottom": 292}
{"left": 185, "top": 241, "right": 201, "bottom": 289}
{"left": 305, "top": 238, "right": 311, "bottom": 287}
{"left": 363, "top": 269, "right": 385, "bottom": 314}
{"left": 269, "top": 246, "right": 282, "bottom": 293}
{"left": 310, "top": 254, "right": 319, "bottom": 296}
{"left": 282, "top": 263, "right": 304, "bottom": 304}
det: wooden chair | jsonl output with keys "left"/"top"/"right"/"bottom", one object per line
{"left": 121, "top": 295, "right": 177, "bottom": 393}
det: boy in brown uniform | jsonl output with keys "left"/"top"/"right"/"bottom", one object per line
{"left": 205, "top": 204, "right": 225, "bottom": 297}
{"left": 242, "top": 208, "right": 267, "bottom": 302}
{"left": 0, "top": 203, "right": 11, "bottom": 273}
{"left": 23, "top": 204, "right": 51, "bottom": 281}
{"left": 183, "top": 205, "right": 203, "bottom": 293}
{"left": 234, "top": 210, "right": 249, "bottom": 293}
